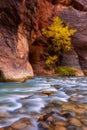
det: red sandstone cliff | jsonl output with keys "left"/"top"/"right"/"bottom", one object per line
{"left": 0, "top": 0, "right": 87, "bottom": 81}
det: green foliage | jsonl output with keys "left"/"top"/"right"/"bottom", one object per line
{"left": 45, "top": 55, "right": 57, "bottom": 69}
{"left": 55, "top": 66, "right": 76, "bottom": 76}
{"left": 42, "top": 17, "right": 76, "bottom": 69}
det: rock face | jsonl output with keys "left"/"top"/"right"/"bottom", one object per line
{"left": 0, "top": 0, "right": 87, "bottom": 81}
{"left": 0, "top": 0, "right": 53, "bottom": 81}
{"left": 0, "top": 0, "right": 35, "bottom": 81}
{"left": 55, "top": 1, "right": 87, "bottom": 75}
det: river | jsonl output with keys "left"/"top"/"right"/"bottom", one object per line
{"left": 0, "top": 77, "right": 87, "bottom": 130}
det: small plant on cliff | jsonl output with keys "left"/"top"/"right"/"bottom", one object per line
{"left": 55, "top": 66, "right": 76, "bottom": 76}
{"left": 42, "top": 17, "right": 76, "bottom": 69}
{"left": 45, "top": 55, "right": 58, "bottom": 69}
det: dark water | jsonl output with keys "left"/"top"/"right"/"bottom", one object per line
{"left": 0, "top": 77, "right": 87, "bottom": 130}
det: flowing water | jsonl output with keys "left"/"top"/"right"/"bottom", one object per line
{"left": 0, "top": 77, "right": 87, "bottom": 130}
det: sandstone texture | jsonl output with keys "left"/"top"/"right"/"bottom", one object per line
{"left": 55, "top": 0, "right": 87, "bottom": 75}
{"left": 0, "top": 0, "right": 87, "bottom": 81}
{"left": 0, "top": 0, "right": 53, "bottom": 81}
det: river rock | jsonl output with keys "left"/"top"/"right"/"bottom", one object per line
{"left": 54, "top": 121, "right": 68, "bottom": 126}
{"left": 55, "top": 126, "right": 67, "bottom": 130}
{"left": 61, "top": 111, "right": 74, "bottom": 118}
{"left": 52, "top": 113, "right": 66, "bottom": 121}
{"left": 38, "top": 121, "right": 51, "bottom": 130}
{"left": 61, "top": 103, "right": 85, "bottom": 114}
{"left": 41, "top": 90, "right": 56, "bottom": 96}
{"left": 12, "top": 118, "right": 33, "bottom": 129}
{"left": 51, "top": 84, "right": 61, "bottom": 89}
{"left": 69, "top": 118, "right": 82, "bottom": 127}
{"left": 38, "top": 112, "right": 54, "bottom": 121}
{"left": 46, "top": 116, "right": 54, "bottom": 122}
{"left": 19, "top": 109, "right": 26, "bottom": 113}
{"left": 0, "top": 128, "right": 5, "bottom": 130}
{"left": 82, "top": 126, "right": 87, "bottom": 130}
{"left": 0, "top": 111, "right": 10, "bottom": 118}
{"left": 12, "top": 121, "right": 27, "bottom": 129}
{"left": 3, "top": 127, "right": 13, "bottom": 130}
{"left": 81, "top": 118, "right": 87, "bottom": 125}
{"left": 67, "top": 125, "right": 81, "bottom": 130}
{"left": 69, "top": 96, "right": 78, "bottom": 102}
{"left": 6, "top": 128, "right": 12, "bottom": 130}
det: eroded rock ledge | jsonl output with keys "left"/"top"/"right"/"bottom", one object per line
{"left": 0, "top": 0, "right": 87, "bottom": 81}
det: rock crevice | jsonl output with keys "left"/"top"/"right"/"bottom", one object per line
{"left": 0, "top": 0, "right": 87, "bottom": 81}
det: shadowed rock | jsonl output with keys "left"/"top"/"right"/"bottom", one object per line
{"left": 0, "top": 0, "right": 87, "bottom": 81}
{"left": 55, "top": 4, "right": 87, "bottom": 74}
{"left": 0, "top": 0, "right": 53, "bottom": 81}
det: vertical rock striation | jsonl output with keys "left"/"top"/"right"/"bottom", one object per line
{"left": 55, "top": 0, "right": 87, "bottom": 75}
{"left": 0, "top": 0, "right": 87, "bottom": 81}
{"left": 0, "top": 0, "right": 53, "bottom": 81}
{"left": 0, "top": 0, "right": 34, "bottom": 81}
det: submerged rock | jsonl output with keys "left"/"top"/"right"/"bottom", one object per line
{"left": 69, "top": 118, "right": 82, "bottom": 127}
{"left": 12, "top": 118, "right": 34, "bottom": 130}
{"left": 55, "top": 126, "right": 67, "bottom": 130}
{"left": 41, "top": 90, "right": 56, "bottom": 96}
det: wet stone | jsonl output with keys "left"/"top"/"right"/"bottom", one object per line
{"left": 54, "top": 121, "right": 68, "bottom": 126}
{"left": 38, "top": 111, "right": 69, "bottom": 130}
{"left": 38, "top": 121, "right": 51, "bottom": 130}
{"left": 48, "top": 100, "right": 63, "bottom": 108}
{"left": 52, "top": 113, "right": 66, "bottom": 121}
{"left": 82, "top": 126, "right": 87, "bottom": 130}
{"left": 67, "top": 125, "right": 81, "bottom": 130}
{"left": 0, "top": 128, "right": 5, "bottom": 130}
{"left": 61, "top": 104, "right": 85, "bottom": 114}
{"left": 0, "top": 111, "right": 10, "bottom": 118}
{"left": 55, "top": 126, "right": 67, "bottom": 130}
{"left": 12, "top": 118, "right": 33, "bottom": 130}
{"left": 69, "top": 96, "right": 78, "bottom": 102}
{"left": 19, "top": 109, "right": 26, "bottom": 113}
{"left": 38, "top": 112, "right": 55, "bottom": 122}
{"left": 22, "top": 125, "right": 34, "bottom": 130}
{"left": 0, "top": 77, "right": 87, "bottom": 130}
{"left": 47, "top": 116, "right": 54, "bottom": 122}
{"left": 69, "top": 118, "right": 82, "bottom": 127}
{"left": 37, "top": 93, "right": 48, "bottom": 97}
{"left": 61, "top": 112, "right": 74, "bottom": 118}
{"left": 81, "top": 118, "right": 87, "bottom": 125}
{"left": 41, "top": 90, "right": 56, "bottom": 96}
{"left": 0, "top": 127, "right": 13, "bottom": 130}
{"left": 6, "top": 127, "right": 13, "bottom": 130}
{"left": 12, "top": 122, "right": 27, "bottom": 129}
{"left": 51, "top": 84, "right": 61, "bottom": 89}
{"left": 65, "top": 90, "right": 76, "bottom": 95}
{"left": 74, "top": 109, "right": 85, "bottom": 114}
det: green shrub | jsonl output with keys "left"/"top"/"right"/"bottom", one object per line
{"left": 45, "top": 55, "right": 57, "bottom": 69}
{"left": 55, "top": 66, "right": 76, "bottom": 76}
{"left": 42, "top": 17, "right": 76, "bottom": 69}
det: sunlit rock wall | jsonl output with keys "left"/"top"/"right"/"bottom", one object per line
{"left": 0, "top": 0, "right": 87, "bottom": 81}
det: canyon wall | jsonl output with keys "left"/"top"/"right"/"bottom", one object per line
{"left": 0, "top": 0, "right": 87, "bottom": 81}
{"left": 56, "top": 0, "right": 87, "bottom": 75}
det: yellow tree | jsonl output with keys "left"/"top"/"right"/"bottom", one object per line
{"left": 42, "top": 17, "right": 76, "bottom": 69}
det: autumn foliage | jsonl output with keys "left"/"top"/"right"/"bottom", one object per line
{"left": 42, "top": 17, "right": 76, "bottom": 69}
